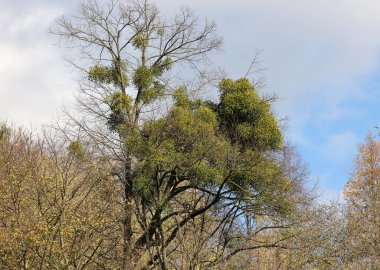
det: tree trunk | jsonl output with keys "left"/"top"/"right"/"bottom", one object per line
{"left": 123, "top": 158, "right": 134, "bottom": 269}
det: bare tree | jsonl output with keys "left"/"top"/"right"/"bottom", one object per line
{"left": 52, "top": 1, "right": 222, "bottom": 268}
{"left": 51, "top": 1, "right": 313, "bottom": 270}
{"left": 0, "top": 124, "right": 124, "bottom": 269}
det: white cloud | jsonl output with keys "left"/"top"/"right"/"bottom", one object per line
{"left": 0, "top": 3, "right": 76, "bottom": 127}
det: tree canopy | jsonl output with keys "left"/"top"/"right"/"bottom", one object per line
{"left": 49, "top": 0, "right": 304, "bottom": 268}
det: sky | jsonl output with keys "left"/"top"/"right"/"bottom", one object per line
{"left": 2, "top": 0, "right": 380, "bottom": 202}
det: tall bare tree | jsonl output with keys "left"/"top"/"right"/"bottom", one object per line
{"left": 53, "top": 1, "right": 222, "bottom": 268}
{"left": 51, "top": 1, "right": 311, "bottom": 269}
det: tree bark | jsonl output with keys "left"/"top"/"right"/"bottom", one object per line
{"left": 123, "top": 158, "right": 134, "bottom": 269}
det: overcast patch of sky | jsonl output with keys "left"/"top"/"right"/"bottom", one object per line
{"left": 2, "top": 0, "right": 380, "bottom": 201}
{"left": 0, "top": 0, "right": 77, "bottom": 127}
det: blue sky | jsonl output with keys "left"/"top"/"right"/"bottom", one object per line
{"left": 2, "top": 0, "right": 380, "bottom": 201}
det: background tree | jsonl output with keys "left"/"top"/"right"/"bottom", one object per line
{"left": 0, "top": 125, "right": 123, "bottom": 269}
{"left": 343, "top": 133, "right": 380, "bottom": 268}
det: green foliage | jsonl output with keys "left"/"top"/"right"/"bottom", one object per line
{"left": 88, "top": 63, "right": 128, "bottom": 87}
{"left": 173, "top": 87, "right": 202, "bottom": 109}
{"left": 133, "top": 62, "right": 172, "bottom": 103}
{"left": 135, "top": 84, "right": 289, "bottom": 211}
{"left": 87, "top": 73, "right": 289, "bottom": 216}
{"left": 218, "top": 78, "right": 283, "bottom": 151}
{"left": 151, "top": 57, "right": 173, "bottom": 78}
{"left": 68, "top": 141, "right": 85, "bottom": 159}
{"left": 161, "top": 57, "right": 173, "bottom": 70}
{"left": 133, "top": 65, "right": 154, "bottom": 90}
{"left": 108, "top": 92, "right": 133, "bottom": 112}
{"left": 188, "top": 160, "right": 221, "bottom": 185}
{"left": 122, "top": 125, "right": 143, "bottom": 156}
{"left": 132, "top": 33, "right": 148, "bottom": 49}
{"left": 140, "top": 82, "right": 164, "bottom": 104}
{"left": 107, "top": 92, "right": 133, "bottom": 131}
{"left": 173, "top": 87, "right": 191, "bottom": 107}
{"left": 135, "top": 89, "right": 227, "bottom": 195}
{"left": 89, "top": 65, "right": 114, "bottom": 84}
{"left": 194, "top": 106, "right": 218, "bottom": 127}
